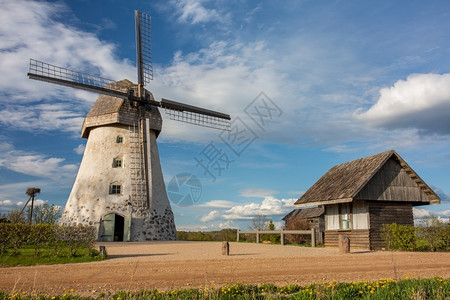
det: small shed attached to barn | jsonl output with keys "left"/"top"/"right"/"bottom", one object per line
{"left": 294, "top": 150, "right": 440, "bottom": 250}
{"left": 283, "top": 207, "right": 325, "bottom": 243}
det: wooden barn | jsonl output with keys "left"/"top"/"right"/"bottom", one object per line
{"left": 294, "top": 150, "right": 440, "bottom": 250}
{"left": 282, "top": 207, "right": 325, "bottom": 243}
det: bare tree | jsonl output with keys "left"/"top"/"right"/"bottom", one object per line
{"left": 285, "top": 217, "right": 311, "bottom": 244}
{"left": 6, "top": 209, "right": 27, "bottom": 224}
{"left": 249, "top": 214, "right": 269, "bottom": 230}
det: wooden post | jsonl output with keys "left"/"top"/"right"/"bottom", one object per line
{"left": 236, "top": 229, "right": 240, "bottom": 242}
{"left": 256, "top": 230, "right": 260, "bottom": 243}
{"left": 339, "top": 234, "right": 350, "bottom": 254}
{"left": 311, "top": 228, "right": 316, "bottom": 248}
{"left": 280, "top": 229, "right": 284, "bottom": 245}
{"left": 99, "top": 245, "right": 107, "bottom": 256}
{"left": 222, "top": 241, "right": 229, "bottom": 255}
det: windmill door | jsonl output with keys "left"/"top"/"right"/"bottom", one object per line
{"left": 101, "top": 213, "right": 130, "bottom": 242}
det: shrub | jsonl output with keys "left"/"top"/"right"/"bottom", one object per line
{"left": 8, "top": 223, "right": 31, "bottom": 255}
{"left": 0, "top": 223, "right": 97, "bottom": 257}
{"left": 55, "top": 224, "right": 96, "bottom": 256}
{"left": 416, "top": 216, "right": 448, "bottom": 251}
{"left": 381, "top": 223, "right": 415, "bottom": 251}
{"left": 381, "top": 220, "right": 450, "bottom": 252}
{"left": 29, "top": 224, "right": 56, "bottom": 256}
{"left": 285, "top": 218, "right": 311, "bottom": 244}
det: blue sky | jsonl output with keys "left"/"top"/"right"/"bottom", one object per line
{"left": 0, "top": 0, "right": 449, "bottom": 230}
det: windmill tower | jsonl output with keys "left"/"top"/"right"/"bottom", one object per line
{"left": 27, "top": 11, "right": 230, "bottom": 242}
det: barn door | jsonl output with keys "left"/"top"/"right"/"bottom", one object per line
{"left": 101, "top": 213, "right": 115, "bottom": 242}
{"left": 124, "top": 214, "right": 131, "bottom": 242}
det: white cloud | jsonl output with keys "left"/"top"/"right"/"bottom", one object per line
{"left": 172, "top": 0, "right": 223, "bottom": 24}
{"left": 223, "top": 196, "right": 296, "bottom": 220}
{"left": 0, "top": 0, "right": 135, "bottom": 133}
{"left": 413, "top": 208, "right": 430, "bottom": 218}
{"left": 200, "top": 210, "right": 219, "bottom": 222}
{"left": 0, "top": 200, "right": 13, "bottom": 206}
{"left": 355, "top": 73, "right": 450, "bottom": 135}
{"left": 218, "top": 220, "right": 234, "bottom": 229}
{"left": 74, "top": 144, "right": 85, "bottom": 155}
{"left": 239, "top": 188, "right": 277, "bottom": 198}
{"left": 0, "top": 143, "right": 77, "bottom": 182}
{"left": 323, "top": 145, "right": 357, "bottom": 153}
{"left": 438, "top": 209, "right": 450, "bottom": 217}
{"left": 197, "top": 200, "right": 235, "bottom": 208}
{"left": 413, "top": 207, "right": 450, "bottom": 219}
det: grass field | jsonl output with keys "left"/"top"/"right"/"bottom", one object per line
{"left": 0, "top": 246, "right": 105, "bottom": 267}
{"left": 1, "top": 277, "right": 448, "bottom": 299}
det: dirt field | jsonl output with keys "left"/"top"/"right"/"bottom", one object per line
{"left": 1, "top": 241, "right": 449, "bottom": 296}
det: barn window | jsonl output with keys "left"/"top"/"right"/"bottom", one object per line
{"left": 339, "top": 203, "right": 352, "bottom": 230}
{"left": 113, "top": 158, "right": 122, "bottom": 168}
{"left": 110, "top": 183, "right": 121, "bottom": 195}
{"left": 116, "top": 136, "right": 123, "bottom": 143}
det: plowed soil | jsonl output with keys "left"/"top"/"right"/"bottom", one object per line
{"left": 1, "top": 241, "right": 449, "bottom": 297}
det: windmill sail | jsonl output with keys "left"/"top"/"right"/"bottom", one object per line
{"left": 135, "top": 10, "right": 153, "bottom": 86}
{"left": 27, "top": 59, "right": 129, "bottom": 99}
{"left": 161, "top": 98, "right": 231, "bottom": 130}
{"left": 28, "top": 59, "right": 231, "bottom": 130}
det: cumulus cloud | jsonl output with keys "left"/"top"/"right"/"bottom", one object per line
{"left": 74, "top": 144, "right": 86, "bottom": 155}
{"left": 355, "top": 73, "right": 450, "bottom": 135}
{"left": 197, "top": 200, "right": 235, "bottom": 208}
{"left": 172, "top": 0, "right": 224, "bottom": 24}
{"left": 0, "top": 143, "right": 77, "bottom": 181}
{"left": 413, "top": 207, "right": 450, "bottom": 219}
{"left": 0, "top": 0, "right": 135, "bottom": 133}
{"left": 223, "top": 197, "right": 296, "bottom": 220}
{"left": 413, "top": 208, "right": 430, "bottom": 218}
{"left": 200, "top": 210, "right": 219, "bottom": 222}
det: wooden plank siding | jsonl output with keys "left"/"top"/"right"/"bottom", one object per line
{"left": 368, "top": 201, "right": 414, "bottom": 250}
{"left": 324, "top": 230, "right": 370, "bottom": 249}
{"left": 355, "top": 157, "right": 429, "bottom": 203}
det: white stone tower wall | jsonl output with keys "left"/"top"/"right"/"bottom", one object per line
{"left": 60, "top": 81, "right": 177, "bottom": 241}
{"left": 61, "top": 125, "right": 133, "bottom": 230}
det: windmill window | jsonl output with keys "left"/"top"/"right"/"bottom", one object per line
{"left": 113, "top": 158, "right": 122, "bottom": 168}
{"left": 110, "top": 183, "right": 122, "bottom": 195}
{"left": 116, "top": 136, "right": 123, "bottom": 143}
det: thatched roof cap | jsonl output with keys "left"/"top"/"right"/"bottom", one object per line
{"left": 81, "top": 79, "right": 162, "bottom": 138}
{"left": 294, "top": 150, "right": 440, "bottom": 207}
{"left": 85, "top": 79, "right": 134, "bottom": 118}
{"left": 282, "top": 207, "right": 324, "bottom": 221}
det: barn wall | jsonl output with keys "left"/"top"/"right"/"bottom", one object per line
{"left": 368, "top": 201, "right": 413, "bottom": 250}
{"left": 324, "top": 229, "right": 370, "bottom": 249}
{"left": 355, "top": 157, "right": 428, "bottom": 203}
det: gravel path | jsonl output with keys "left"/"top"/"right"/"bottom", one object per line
{"left": 1, "top": 241, "right": 449, "bottom": 297}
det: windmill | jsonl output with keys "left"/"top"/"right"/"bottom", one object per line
{"left": 27, "top": 11, "right": 230, "bottom": 242}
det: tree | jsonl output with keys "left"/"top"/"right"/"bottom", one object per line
{"left": 268, "top": 220, "right": 275, "bottom": 231}
{"left": 249, "top": 214, "right": 269, "bottom": 230}
{"left": 29, "top": 204, "right": 61, "bottom": 224}
{"left": 285, "top": 217, "right": 311, "bottom": 244}
{"left": 6, "top": 209, "right": 27, "bottom": 224}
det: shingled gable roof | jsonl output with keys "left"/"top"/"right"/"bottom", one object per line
{"left": 294, "top": 150, "right": 440, "bottom": 207}
{"left": 282, "top": 207, "right": 324, "bottom": 221}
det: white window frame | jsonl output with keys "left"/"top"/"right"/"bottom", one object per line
{"left": 110, "top": 183, "right": 121, "bottom": 195}
{"left": 339, "top": 203, "right": 352, "bottom": 230}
